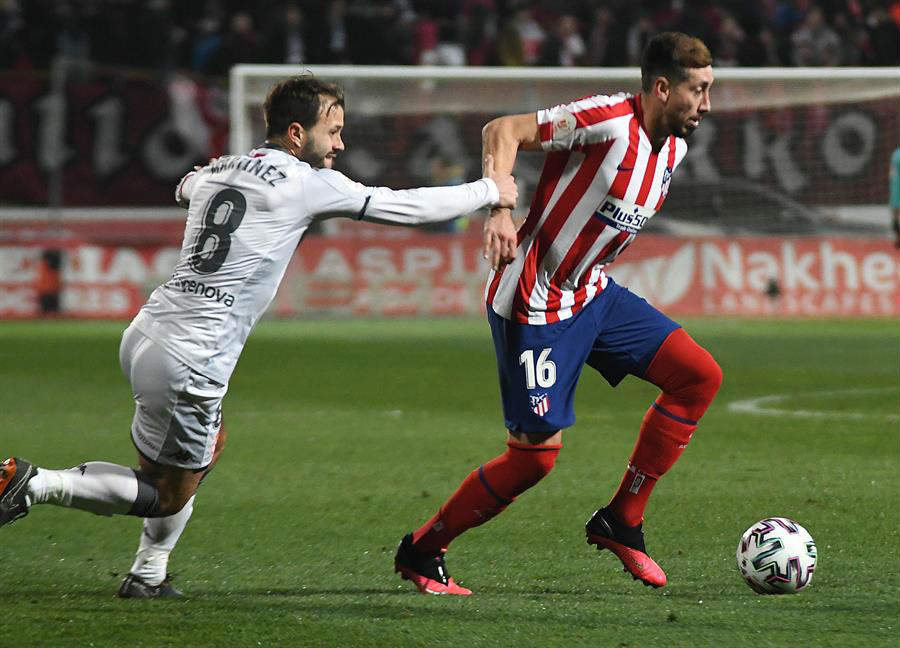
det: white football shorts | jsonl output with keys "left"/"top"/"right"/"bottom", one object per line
{"left": 119, "top": 325, "right": 226, "bottom": 470}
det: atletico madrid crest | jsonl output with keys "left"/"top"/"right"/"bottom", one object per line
{"left": 660, "top": 166, "right": 673, "bottom": 197}
{"left": 530, "top": 393, "right": 550, "bottom": 416}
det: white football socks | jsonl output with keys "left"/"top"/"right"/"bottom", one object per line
{"left": 128, "top": 495, "right": 195, "bottom": 586}
{"left": 26, "top": 462, "right": 193, "bottom": 587}
{"left": 27, "top": 462, "right": 139, "bottom": 516}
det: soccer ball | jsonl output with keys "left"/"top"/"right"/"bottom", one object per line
{"left": 736, "top": 517, "right": 817, "bottom": 594}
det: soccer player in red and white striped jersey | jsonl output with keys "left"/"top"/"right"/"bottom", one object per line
{"left": 397, "top": 33, "right": 723, "bottom": 595}
{"left": 486, "top": 89, "right": 687, "bottom": 324}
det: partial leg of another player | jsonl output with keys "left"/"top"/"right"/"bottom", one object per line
{"left": 395, "top": 430, "right": 561, "bottom": 595}
{"left": 586, "top": 327, "right": 722, "bottom": 587}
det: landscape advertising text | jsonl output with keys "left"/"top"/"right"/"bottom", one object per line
{"left": 1, "top": 229, "right": 897, "bottom": 319}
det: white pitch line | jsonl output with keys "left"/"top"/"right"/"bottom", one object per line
{"left": 727, "top": 387, "right": 899, "bottom": 421}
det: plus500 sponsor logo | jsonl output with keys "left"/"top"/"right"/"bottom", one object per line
{"left": 595, "top": 198, "right": 655, "bottom": 234}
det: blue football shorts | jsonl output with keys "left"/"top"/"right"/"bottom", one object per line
{"left": 487, "top": 277, "right": 681, "bottom": 434}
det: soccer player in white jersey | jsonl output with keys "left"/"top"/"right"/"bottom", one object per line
{"left": 0, "top": 75, "right": 518, "bottom": 597}
{"left": 395, "top": 33, "right": 722, "bottom": 595}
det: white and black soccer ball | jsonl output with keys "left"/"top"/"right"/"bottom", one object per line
{"left": 736, "top": 517, "right": 817, "bottom": 594}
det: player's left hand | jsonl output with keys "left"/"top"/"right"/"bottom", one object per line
{"left": 483, "top": 207, "right": 518, "bottom": 271}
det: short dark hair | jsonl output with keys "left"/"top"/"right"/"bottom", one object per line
{"left": 641, "top": 32, "right": 712, "bottom": 92}
{"left": 264, "top": 75, "right": 345, "bottom": 137}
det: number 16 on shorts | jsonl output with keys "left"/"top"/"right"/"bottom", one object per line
{"left": 519, "top": 348, "right": 557, "bottom": 389}
{"left": 520, "top": 348, "right": 556, "bottom": 416}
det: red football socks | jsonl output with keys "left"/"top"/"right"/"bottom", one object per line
{"left": 609, "top": 328, "right": 722, "bottom": 527}
{"left": 412, "top": 440, "right": 561, "bottom": 554}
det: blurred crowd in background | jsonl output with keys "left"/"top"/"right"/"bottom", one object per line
{"left": 2, "top": 0, "right": 899, "bottom": 74}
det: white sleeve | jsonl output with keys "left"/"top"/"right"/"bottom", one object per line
{"left": 305, "top": 169, "right": 500, "bottom": 226}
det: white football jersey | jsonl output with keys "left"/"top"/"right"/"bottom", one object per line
{"left": 131, "top": 145, "right": 500, "bottom": 384}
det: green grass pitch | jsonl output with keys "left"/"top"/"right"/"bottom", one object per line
{"left": 1, "top": 317, "right": 897, "bottom": 647}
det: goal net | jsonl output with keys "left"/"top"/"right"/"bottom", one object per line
{"left": 230, "top": 66, "right": 899, "bottom": 236}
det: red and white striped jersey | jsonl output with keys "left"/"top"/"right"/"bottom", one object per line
{"left": 485, "top": 93, "right": 688, "bottom": 324}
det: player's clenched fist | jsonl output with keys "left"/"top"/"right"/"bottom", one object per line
{"left": 483, "top": 154, "right": 518, "bottom": 209}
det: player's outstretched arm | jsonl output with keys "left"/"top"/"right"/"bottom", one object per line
{"left": 481, "top": 113, "right": 541, "bottom": 270}
{"left": 308, "top": 168, "right": 516, "bottom": 227}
